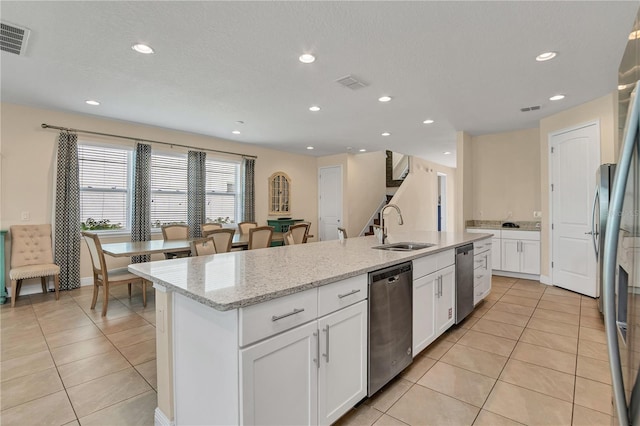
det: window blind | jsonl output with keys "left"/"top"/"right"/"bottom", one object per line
{"left": 151, "top": 153, "right": 188, "bottom": 227}
{"left": 205, "top": 159, "right": 239, "bottom": 223}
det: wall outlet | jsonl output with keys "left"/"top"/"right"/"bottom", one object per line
{"left": 533, "top": 211, "right": 542, "bottom": 218}
{"left": 21, "top": 211, "right": 30, "bottom": 221}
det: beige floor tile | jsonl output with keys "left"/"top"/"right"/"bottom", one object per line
{"left": 372, "top": 414, "right": 408, "bottom": 426}
{"left": 0, "top": 332, "right": 48, "bottom": 362}
{"left": 473, "top": 409, "right": 525, "bottom": 426}
{"left": 572, "top": 404, "right": 612, "bottom": 426}
{"left": 533, "top": 308, "right": 580, "bottom": 325}
{"left": 35, "top": 305, "right": 86, "bottom": 323}
{"left": 63, "top": 421, "right": 80, "bottom": 426}
{"left": 541, "top": 293, "right": 581, "bottom": 306}
{"left": 457, "top": 315, "right": 480, "bottom": 330}
{"left": 334, "top": 404, "right": 384, "bottom": 426}
{"left": 58, "top": 350, "right": 130, "bottom": 388}
{"left": 510, "top": 342, "right": 576, "bottom": 374}
{"left": 580, "top": 307, "right": 602, "bottom": 319}
{"left": 0, "top": 367, "right": 63, "bottom": 410}
{"left": 578, "top": 339, "right": 609, "bottom": 362}
{"left": 537, "top": 300, "right": 581, "bottom": 315}
{"left": 490, "top": 301, "right": 535, "bottom": 317}
{"left": 470, "top": 318, "right": 524, "bottom": 340}
{"left": 138, "top": 310, "right": 157, "bottom": 325}
{"left": 400, "top": 354, "right": 436, "bottom": 383}
{"left": 77, "top": 389, "right": 156, "bottom": 426}
{"left": 456, "top": 330, "right": 517, "bottom": 357}
{"left": 481, "top": 310, "right": 530, "bottom": 327}
{"left": 545, "top": 286, "right": 581, "bottom": 298}
{"left": 134, "top": 359, "right": 157, "bottom": 390}
{"left": 67, "top": 368, "right": 151, "bottom": 418}
{"left": 440, "top": 344, "right": 508, "bottom": 378}
{"left": 95, "top": 314, "right": 150, "bottom": 335}
{"left": 86, "top": 301, "right": 139, "bottom": 324}
{"left": 511, "top": 280, "right": 547, "bottom": 293}
{"left": 387, "top": 384, "right": 479, "bottom": 426}
{"left": 365, "top": 377, "right": 412, "bottom": 412}
{"left": 50, "top": 336, "right": 116, "bottom": 366}
{"left": 526, "top": 317, "right": 579, "bottom": 338}
{"left": 106, "top": 324, "right": 156, "bottom": 349}
{"left": 119, "top": 338, "right": 156, "bottom": 365}
{"left": 484, "top": 293, "right": 502, "bottom": 303}
{"left": 492, "top": 276, "right": 517, "bottom": 285}
{"left": 497, "top": 295, "right": 539, "bottom": 308}
{"left": 0, "top": 390, "right": 76, "bottom": 426}
{"left": 483, "top": 380, "right": 572, "bottom": 425}
{"left": 574, "top": 377, "right": 612, "bottom": 415}
{"left": 38, "top": 312, "right": 94, "bottom": 335}
{"left": 0, "top": 350, "right": 55, "bottom": 382}
{"left": 492, "top": 280, "right": 514, "bottom": 289}
{"left": 443, "top": 325, "right": 469, "bottom": 343}
{"left": 417, "top": 361, "right": 496, "bottom": 407}
{"left": 580, "top": 296, "right": 598, "bottom": 306}
{"left": 44, "top": 323, "right": 102, "bottom": 349}
{"left": 519, "top": 328, "right": 578, "bottom": 354}
{"left": 576, "top": 356, "right": 611, "bottom": 385}
{"left": 580, "top": 315, "right": 605, "bottom": 331}
{"left": 579, "top": 326, "right": 607, "bottom": 344}
{"left": 504, "top": 288, "right": 542, "bottom": 300}
{"left": 499, "top": 359, "right": 575, "bottom": 402}
{"left": 422, "top": 337, "right": 454, "bottom": 360}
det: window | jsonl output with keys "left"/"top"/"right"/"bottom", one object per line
{"left": 206, "top": 159, "right": 240, "bottom": 224}
{"left": 150, "top": 153, "right": 188, "bottom": 228}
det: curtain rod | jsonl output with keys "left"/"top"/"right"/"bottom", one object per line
{"left": 41, "top": 123, "right": 257, "bottom": 159}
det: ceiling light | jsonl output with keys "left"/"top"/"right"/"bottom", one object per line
{"left": 235, "top": 120, "right": 244, "bottom": 125}
{"left": 423, "top": 119, "right": 434, "bottom": 124}
{"left": 232, "top": 130, "right": 241, "bottom": 135}
{"left": 381, "top": 132, "right": 391, "bottom": 136}
{"left": 359, "top": 149, "right": 367, "bottom": 152}
{"left": 443, "top": 151, "right": 451, "bottom": 155}
{"left": 619, "top": 84, "right": 628, "bottom": 90}
{"left": 535, "top": 51, "right": 557, "bottom": 62}
{"left": 549, "top": 94, "right": 565, "bottom": 101}
{"left": 85, "top": 100, "right": 100, "bottom": 106}
{"left": 299, "top": 53, "right": 315, "bottom": 63}
{"left": 309, "top": 106, "right": 320, "bottom": 112}
{"left": 629, "top": 30, "right": 640, "bottom": 40}
{"left": 378, "top": 96, "right": 392, "bottom": 102}
{"left": 132, "top": 43, "right": 154, "bottom": 54}
{"left": 306, "top": 146, "right": 314, "bottom": 150}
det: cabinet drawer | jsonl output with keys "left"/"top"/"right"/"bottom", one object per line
{"left": 473, "top": 238, "right": 491, "bottom": 254}
{"left": 318, "top": 274, "right": 367, "bottom": 317}
{"left": 239, "top": 288, "right": 318, "bottom": 347}
{"left": 501, "top": 230, "right": 540, "bottom": 241}
{"left": 473, "top": 254, "right": 488, "bottom": 270}
{"left": 413, "top": 249, "right": 455, "bottom": 279}
{"left": 474, "top": 268, "right": 488, "bottom": 288}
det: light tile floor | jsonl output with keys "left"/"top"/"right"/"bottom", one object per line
{"left": 0, "top": 276, "right": 610, "bottom": 425}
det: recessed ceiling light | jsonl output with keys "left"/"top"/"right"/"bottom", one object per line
{"left": 549, "top": 94, "right": 565, "bottom": 101}
{"left": 619, "top": 84, "right": 628, "bottom": 90}
{"left": 309, "top": 106, "right": 321, "bottom": 112}
{"left": 85, "top": 100, "right": 100, "bottom": 106}
{"left": 232, "top": 130, "right": 241, "bottom": 135}
{"left": 381, "top": 132, "right": 391, "bottom": 136}
{"left": 378, "top": 96, "right": 392, "bottom": 102}
{"left": 299, "top": 53, "right": 316, "bottom": 63}
{"left": 423, "top": 119, "right": 434, "bottom": 124}
{"left": 132, "top": 43, "right": 154, "bottom": 54}
{"left": 306, "top": 146, "right": 314, "bottom": 150}
{"left": 629, "top": 30, "right": 640, "bottom": 40}
{"left": 443, "top": 151, "right": 451, "bottom": 155}
{"left": 535, "top": 51, "right": 557, "bottom": 62}
{"left": 359, "top": 149, "right": 367, "bottom": 152}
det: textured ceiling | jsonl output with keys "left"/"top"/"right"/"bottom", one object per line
{"left": 1, "top": 1, "right": 637, "bottom": 167}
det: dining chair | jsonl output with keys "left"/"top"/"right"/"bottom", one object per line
{"left": 289, "top": 223, "right": 309, "bottom": 244}
{"left": 337, "top": 227, "right": 347, "bottom": 239}
{"left": 9, "top": 224, "right": 60, "bottom": 307}
{"left": 81, "top": 232, "right": 146, "bottom": 316}
{"left": 161, "top": 224, "right": 190, "bottom": 259}
{"left": 190, "top": 237, "right": 217, "bottom": 256}
{"left": 238, "top": 221, "right": 258, "bottom": 234}
{"left": 248, "top": 226, "right": 274, "bottom": 250}
{"left": 283, "top": 230, "right": 295, "bottom": 246}
{"left": 207, "top": 228, "right": 235, "bottom": 253}
{"left": 201, "top": 223, "right": 223, "bottom": 236}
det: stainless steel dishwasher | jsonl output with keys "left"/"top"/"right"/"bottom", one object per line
{"left": 368, "top": 262, "right": 412, "bottom": 396}
{"left": 455, "top": 244, "right": 474, "bottom": 324}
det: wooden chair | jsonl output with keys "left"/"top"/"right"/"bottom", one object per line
{"left": 283, "top": 230, "right": 295, "bottom": 246}
{"left": 207, "top": 228, "right": 235, "bottom": 253}
{"left": 337, "top": 227, "right": 347, "bottom": 239}
{"left": 238, "top": 221, "right": 258, "bottom": 234}
{"left": 201, "top": 223, "right": 222, "bottom": 236}
{"left": 289, "top": 223, "right": 309, "bottom": 244}
{"left": 81, "top": 232, "right": 146, "bottom": 316}
{"left": 190, "top": 237, "right": 217, "bottom": 257}
{"left": 161, "top": 224, "right": 190, "bottom": 259}
{"left": 248, "top": 226, "right": 273, "bottom": 250}
{"left": 9, "top": 224, "right": 60, "bottom": 307}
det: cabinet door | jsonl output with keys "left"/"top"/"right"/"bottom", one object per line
{"left": 412, "top": 272, "right": 437, "bottom": 355}
{"left": 520, "top": 240, "right": 541, "bottom": 275}
{"left": 317, "top": 301, "right": 367, "bottom": 426}
{"left": 501, "top": 239, "right": 520, "bottom": 272}
{"left": 435, "top": 265, "right": 456, "bottom": 336}
{"left": 240, "top": 321, "right": 318, "bottom": 425}
{"left": 492, "top": 238, "right": 501, "bottom": 270}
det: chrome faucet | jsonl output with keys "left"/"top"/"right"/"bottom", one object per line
{"left": 380, "top": 204, "right": 404, "bottom": 244}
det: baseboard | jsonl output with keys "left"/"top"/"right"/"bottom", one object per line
{"left": 492, "top": 270, "right": 541, "bottom": 281}
{"left": 155, "top": 407, "right": 174, "bottom": 426}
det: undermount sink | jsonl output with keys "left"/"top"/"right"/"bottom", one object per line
{"left": 372, "top": 242, "right": 436, "bottom": 252}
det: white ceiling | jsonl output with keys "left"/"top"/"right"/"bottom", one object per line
{"left": 1, "top": 1, "right": 637, "bottom": 167}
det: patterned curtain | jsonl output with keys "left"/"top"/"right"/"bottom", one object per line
{"left": 243, "top": 158, "right": 256, "bottom": 222}
{"left": 54, "top": 132, "right": 81, "bottom": 290}
{"left": 131, "top": 143, "right": 152, "bottom": 263}
{"left": 187, "top": 150, "right": 207, "bottom": 238}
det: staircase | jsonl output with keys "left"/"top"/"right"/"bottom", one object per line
{"left": 364, "top": 195, "right": 393, "bottom": 236}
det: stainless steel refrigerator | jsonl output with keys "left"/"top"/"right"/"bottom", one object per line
{"left": 595, "top": 163, "right": 616, "bottom": 313}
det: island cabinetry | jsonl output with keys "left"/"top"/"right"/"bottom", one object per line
{"left": 412, "top": 249, "right": 455, "bottom": 355}
{"left": 473, "top": 238, "right": 492, "bottom": 304}
{"left": 466, "top": 229, "right": 501, "bottom": 270}
{"left": 501, "top": 230, "right": 540, "bottom": 275}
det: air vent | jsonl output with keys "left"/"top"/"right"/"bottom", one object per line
{"left": 1, "top": 22, "right": 30, "bottom": 56}
{"left": 520, "top": 105, "right": 541, "bottom": 112}
{"left": 336, "top": 75, "right": 368, "bottom": 90}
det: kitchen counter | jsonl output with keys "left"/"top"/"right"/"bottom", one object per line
{"left": 466, "top": 220, "right": 541, "bottom": 231}
{"left": 128, "top": 231, "right": 490, "bottom": 311}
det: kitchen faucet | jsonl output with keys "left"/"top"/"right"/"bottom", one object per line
{"left": 380, "top": 204, "right": 404, "bottom": 244}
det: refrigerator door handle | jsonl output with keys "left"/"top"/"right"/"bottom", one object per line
{"left": 604, "top": 80, "right": 639, "bottom": 426}
{"left": 591, "top": 186, "right": 599, "bottom": 258}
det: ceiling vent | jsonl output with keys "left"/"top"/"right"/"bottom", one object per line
{"left": 520, "top": 105, "right": 541, "bottom": 112}
{"left": 1, "top": 22, "right": 31, "bottom": 56}
{"left": 336, "top": 75, "right": 368, "bottom": 90}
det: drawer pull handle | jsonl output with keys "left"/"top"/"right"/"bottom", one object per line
{"left": 475, "top": 259, "right": 483, "bottom": 263}
{"left": 337, "top": 289, "right": 361, "bottom": 299}
{"left": 476, "top": 275, "right": 482, "bottom": 280}
{"left": 272, "top": 308, "right": 305, "bottom": 322}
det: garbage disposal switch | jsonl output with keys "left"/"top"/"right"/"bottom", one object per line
{"left": 455, "top": 244, "right": 474, "bottom": 324}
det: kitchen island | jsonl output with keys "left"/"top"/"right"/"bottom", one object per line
{"left": 129, "top": 231, "right": 491, "bottom": 426}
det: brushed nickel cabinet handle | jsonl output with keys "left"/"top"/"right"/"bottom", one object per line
{"left": 323, "top": 325, "right": 330, "bottom": 363}
{"left": 337, "top": 289, "right": 361, "bottom": 299}
{"left": 271, "top": 308, "right": 305, "bottom": 322}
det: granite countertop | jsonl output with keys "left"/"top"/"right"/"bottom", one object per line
{"left": 466, "top": 220, "right": 541, "bottom": 231}
{"left": 128, "top": 231, "right": 491, "bottom": 311}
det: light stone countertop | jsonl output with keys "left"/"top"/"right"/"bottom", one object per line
{"left": 128, "top": 231, "right": 491, "bottom": 311}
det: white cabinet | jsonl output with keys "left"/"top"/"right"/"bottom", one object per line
{"left": 435, "top": 265, "right": 456, "bottom": 336}
{"left": 492, "top": 238, "right": 501, "bottom": 270}
{"left": 473, "top": 238, "right": 492, "bottom": 304}
{"left": 500, "top": 230, "right": 540, "bottom": 275}
{"left": 412, "top": 273, "right": 437, "bottom": 354}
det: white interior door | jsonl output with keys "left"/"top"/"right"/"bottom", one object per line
{"left": 551, "top": 122, "right": 600, "bottom": 296}
{"left": 318, "top": 166, "right": 343, "bottom": 241}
